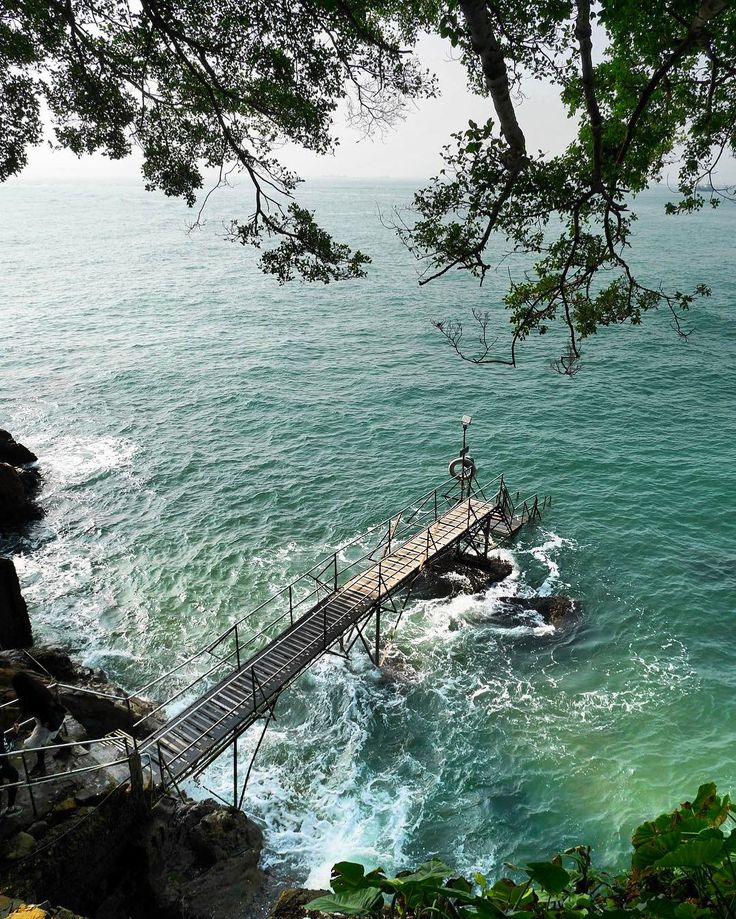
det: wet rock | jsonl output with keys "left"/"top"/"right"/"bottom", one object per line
{"left": 413, "top": 552, "right": 513, "bottom": 600}
{"left": 268, "top": 888, "right": 330, "bottom": 919}
{"left": 498, "top": 596, "right": 581, "bottom": 628}
{"left": 0, "top": 557, "right": 33, "bottom": 650}
{"left": 0, "top": 431, "right": 37, "bottom": 466}
{"left": 0, "top": 465, "right": 43, "bottom": 530}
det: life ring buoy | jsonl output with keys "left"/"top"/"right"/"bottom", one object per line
{"left": 448, "top": 456, "right": 476, "bottom": 481}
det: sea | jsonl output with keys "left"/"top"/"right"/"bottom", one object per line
{"left": 1, "top": 177, "right": 735, "bottom": 890}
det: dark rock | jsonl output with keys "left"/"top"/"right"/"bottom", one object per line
{"left": 268, "top": 888, "right": 331, "bottom": 919}
{"left": 0, "top": 556, "right": 33, "bottom": 649}
{"left": 498, "top": 596, "right": 581, "bottom": 628}
{"left": 413, "top": 551, "right": 513, "bottom": 600}
{"left": 0, "top": 430, "right": 37, "bottom": 465}
{"left": 18, "top": 466, "right": 43, "bottom": 497}
{"left": 27, "top": 820, "right": 50, "bottom": 840}
{"left": 141, "top": 796, "right": 265, "bottom": 919}
{"left": 0, "top": 463, "right": 44, "bottom": 530}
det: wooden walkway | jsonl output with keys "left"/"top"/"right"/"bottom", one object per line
{"left": 142, "top": 495, "right": 523, "bottom": 786}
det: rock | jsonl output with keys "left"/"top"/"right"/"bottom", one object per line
{"left": 1, "top": 831, "right": 37, "bottom": 861}
{"left": 0, "top": 900, "right": 85, "bottom": 919}
{"left": 0, "top": 646, "right": 162, "bottom": 739}
{"left": 498, "top": 596, "right": 581, "bottom": 628}
{"left": 142, "top": 796, "right": 265, "bottom": 919}
{"left": 0, "top": 431, "right": 37, "bottom": 466}
{"left": 0, "top": 557, "right": 33, "bottom": 650}
{"left": 268, "top": 888, "right": 331, "bottom": 919}
{"left": 17, "top": 468, "right": 42, "bottom": 499}
{"left": 0, "top": 465, "right": 43, "bottom": 530}
{"left": 26, "top": 822, "right": 49, "bottom": 841}
{"left": 413, "top": 551, "right": 513, "bottom": 600}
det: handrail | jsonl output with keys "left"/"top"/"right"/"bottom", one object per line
{"left": 0, "top": 476, "right": 540, "bottom": 802}
{"left": 134, "top": 475, "right": 503, "bottom": 700}
{"left": 140, "top": 492, "right": 506, "bottom": 761}
{"left": 133, "top": 476, "right": 463, "bottom": 695}
{"left": 135, "top": 476, "right": 503, "bottom": 726}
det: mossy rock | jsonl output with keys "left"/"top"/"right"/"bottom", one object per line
{"left": 0, "top": 832, "right": 37, "bottom": 862}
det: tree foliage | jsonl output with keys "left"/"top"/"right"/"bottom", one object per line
{"left": 306, "top": 782, "right": 736, "bottom": 918}
{"left": 3, "top": 1, "right": 735, "bottom": 369}
{"left": 1, "top": 0, "right": 435, "bottom": 281}
{"left": 407, "top": 0, "right": 735, "bottom": 373}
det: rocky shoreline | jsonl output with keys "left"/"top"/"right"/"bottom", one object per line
{"left": 0, "top": 429, "right": 579, "bottom": 918}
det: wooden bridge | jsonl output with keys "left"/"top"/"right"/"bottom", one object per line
{"left": 2, "top": 472, "right": 547, "bottom": 815}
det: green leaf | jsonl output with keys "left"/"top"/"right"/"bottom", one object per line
{"left": 653, "top": 836, "right": 724, "bottom": 868}
{"left": 401, "top": 858, "right": 453, "bottom": 882}
{"left": 525, "top": 861, "right": 571, "bottom": 894}
{"left": 306, "top": 888, "right": 384, "bottom": 916}
{"left": 330, "top": 862, "right": 385, "bottom": 894}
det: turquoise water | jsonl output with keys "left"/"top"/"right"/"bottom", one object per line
{"left": 1, "top": 178, "right": 735, "bottom": 888}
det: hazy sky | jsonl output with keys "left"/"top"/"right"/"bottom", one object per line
{"left": 16, "top": 33, "right": 736, "bottom": 185}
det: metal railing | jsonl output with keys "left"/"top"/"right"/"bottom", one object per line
{"left": 132, "top": 474, "right": 507, "bottom": 734}
{"left": 0, "top": 472, "right": 549, "bottom": 803}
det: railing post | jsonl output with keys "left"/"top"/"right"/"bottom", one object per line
{"left": 235, "top": 625, "right": 241, "bottom": 669}
{"left": 378, "top": 560, "right": 382, "bottom": 602}
{"left": 20, "top": 751, "right": 38, "bottom": 818}
{"left": 333, "top": 552, "right": 338, "bottom": 592}
{"left": 323, "top": 606, "right": 327, "bottom": 649}
{"left": 157, "top": 740, "right": 166, "bottom": 794}
{"left": 127, "top": 743, "right": 146, "bottom": 812}
{"left": 123, "top": 692, "right": 139, "bottom": 756}
{"left": 289, "top": 585, "right": 294, "bottom": 627}
{"left": 434, "top": 489, "right": 438, "bottom": 520}
{"left": 425, "top": 527, "right": 430, "bottom": 563}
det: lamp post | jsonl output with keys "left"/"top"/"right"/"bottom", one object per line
{"left": 460, "top": 414, "right": 472, "bottom": 499}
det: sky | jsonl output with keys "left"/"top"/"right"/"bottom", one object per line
{"left": 14, "top": 32, "right": 736, "bottom": 186}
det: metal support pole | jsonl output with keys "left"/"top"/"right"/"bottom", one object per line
{"left": 434, "top": 489, "right": 438, "bottom": 520}
{"left": 333, "top": 553, "right": 338, "bottom": 592}
{"left": 20, "top": 751, "right": 38, "bottom": 818}
{"left": 235, "top": 625, "right": 241, "bottom": 669}
{"left": 484, "top": 518, "right": 491, "bottom": 559}
{"left": 123, "top": 694, "right": 139, "bottom": 756}
{"left": 289, "top": 585, "right": 293, "bottom": 626}
{"left": 460, "top": 423, "right": 468, "bottom": 500}
{"left": 128, "top": 747, "right": 146, "bottom": 811}
{"left": 233, "top": 733, "right": 238, "bottom": 810}
{"left": 375, "top": 606, "right": 381, "bottom": 666}
{"left": 238, "top": 702, "right": 277, "bottom": 811}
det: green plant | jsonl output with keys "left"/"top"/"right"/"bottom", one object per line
{"left": 306, "top": 783, "right": 736, "bottom": 918}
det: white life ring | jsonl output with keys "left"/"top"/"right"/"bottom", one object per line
{"left": 448, "top": 456, "right": 476, "bottom": 481}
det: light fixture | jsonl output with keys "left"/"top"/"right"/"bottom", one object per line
{"left": 462, "top": 414, "right": 472, "bottom": 427}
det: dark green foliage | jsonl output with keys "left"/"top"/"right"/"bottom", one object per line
{"left": 307, "top": 783, "right": 736, "bottom": 918}
{"left": 1, "top": 0, "right": 435, "bottom": 281}
{"left": 410, "top": 0, "right": 734, "bottom": 372}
